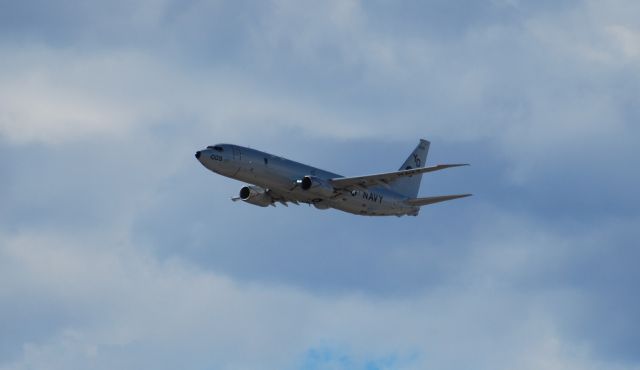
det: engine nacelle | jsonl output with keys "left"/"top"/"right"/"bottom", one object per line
{"left": 239, "top": 185, "right": 273, "bottom": 207}
{"left": 300, "top": 176, "right": 335, "bottom": 198}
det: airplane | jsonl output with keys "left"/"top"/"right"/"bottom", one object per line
{"left": 195, "top": 139, "right": 471, "bottom": 216}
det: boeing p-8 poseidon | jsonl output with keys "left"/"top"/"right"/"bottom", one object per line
{"left": 195, "top": 139, "right": 470, "bottom": 216}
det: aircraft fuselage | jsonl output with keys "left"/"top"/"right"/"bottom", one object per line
{"left": 196, "top": 144, "right": 419, "bottom": 216}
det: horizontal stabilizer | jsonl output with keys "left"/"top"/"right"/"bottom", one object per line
{"left": 405, "top": 193, "right": 472, "bottom": 207}
{"left": 330, "top": 164, "right": 469, "bottom": 189}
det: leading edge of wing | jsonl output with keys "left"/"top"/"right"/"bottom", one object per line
{"left": 329, "top": 164, "right": 469, "bottom": 189}
{"left": 405, "top": 193, "right": 472, "bottom": 207}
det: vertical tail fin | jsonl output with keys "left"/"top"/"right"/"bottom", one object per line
{"left": 389, "top": 139, "right": 430, "bottom": 198}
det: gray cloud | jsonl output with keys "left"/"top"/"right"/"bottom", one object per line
{"left": 1, "top": 0, "right": 639, "bottom": 369}
{"left": 2, "top": 222, "right": 636, "bottom": 370}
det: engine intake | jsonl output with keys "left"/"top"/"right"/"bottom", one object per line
{"left": 300, "top": 176, "right": 313, "bottom": 190}
{"left": 299, "top": 176, "right": 335, "bottom": 198}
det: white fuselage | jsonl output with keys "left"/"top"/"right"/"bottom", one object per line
{"left": 196, "top": 144, "right": 419, "bottom": 216}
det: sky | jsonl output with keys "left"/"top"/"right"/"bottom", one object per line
{"left": 1, "top": 0, "right": 639, "bottom": 369}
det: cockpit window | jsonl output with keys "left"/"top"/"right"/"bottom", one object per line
{"left": 207, "top": 146, "right": 224, "bottom": 152}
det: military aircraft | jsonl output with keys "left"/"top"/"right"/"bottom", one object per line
{"left": 195, "top": 139, "right": 471, "bottom": 216}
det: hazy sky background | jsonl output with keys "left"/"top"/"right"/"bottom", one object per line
{"left": 1, "top": 1, "right": 639, "bottom": 369}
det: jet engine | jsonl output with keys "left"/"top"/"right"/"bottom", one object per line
{"left": 300, "top": 176, "right": 335, "bottom": 198}
{"left": 239, "top": 185, "right": 273, "bottom": 207}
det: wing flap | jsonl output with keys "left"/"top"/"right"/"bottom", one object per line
{"left": 406, "top": 193, "right": 472, "bottom": 207}
{"left": 267, "top": 188, "right": 304, "bottom": 206}
{"left": 329, "top": 164, "right": 469, "bottom": 189}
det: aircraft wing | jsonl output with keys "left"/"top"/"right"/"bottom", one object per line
{"left": 329, "top": 164, "right": 469, "bottom": 189}
{"left": 405, "top": 194, "right": 472, "bottom": 206}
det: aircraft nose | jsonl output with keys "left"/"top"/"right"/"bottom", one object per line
{"left": 195, "top": 151, "right": 201, "bottom": 159}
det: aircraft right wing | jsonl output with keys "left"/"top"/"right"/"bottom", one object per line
{"left": 329, "top": 164, "right": 469, "bottom": 189}
{"left": 405, "top": 193, "right": 472, "bottom": 206}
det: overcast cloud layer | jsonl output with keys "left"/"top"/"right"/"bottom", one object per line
{"left": 1, "top": 1, "right": 639, "bottom": 369}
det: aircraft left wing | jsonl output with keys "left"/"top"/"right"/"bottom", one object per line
{"left": 329, "top": 164, "right": 469, "bottom": 189}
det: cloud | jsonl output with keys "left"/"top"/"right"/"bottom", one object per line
{"left": 0, "top": 45, "right": 381, "bottom": 146}
{"left": 1, "top": 205, "right": 637, "bottom": 368}
{"left": 240, "top": 0, "right": 640, "bottom": 184}
{"left": 1, "top": 0, "right": 639, "bottom": 369}
{"left": 2, "top": 217, "right": 636, "bottom": 370}
{"left": 0, "top": 48, "right": 162, "bottom": 144}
